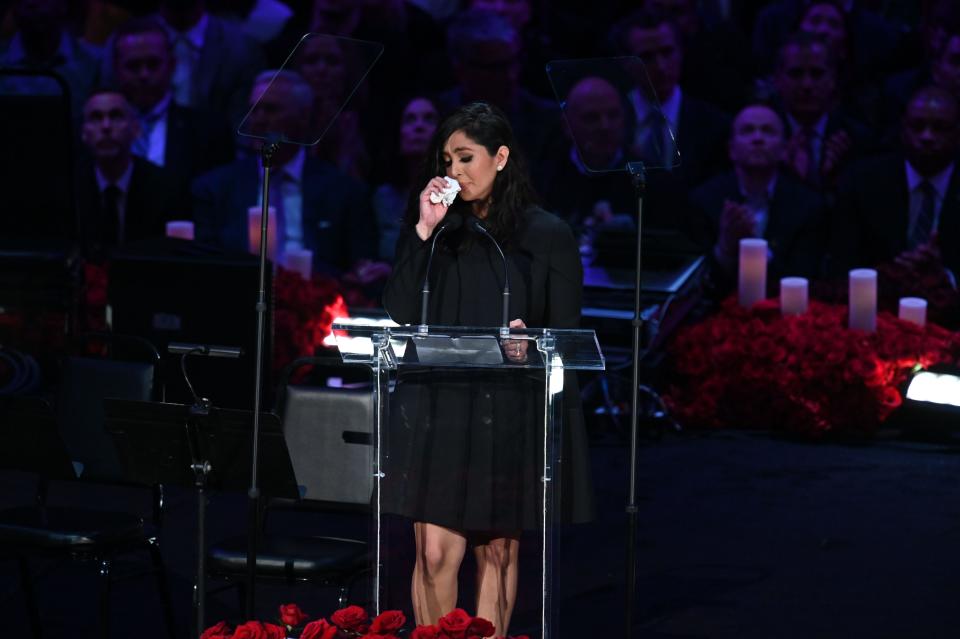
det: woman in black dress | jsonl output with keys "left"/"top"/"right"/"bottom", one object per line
{"left": 382, "top": 102, "right": 593, "bottom": 636}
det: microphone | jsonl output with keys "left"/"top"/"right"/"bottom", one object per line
{"left": 420, "top": 211, "right": 464, "bottom": 329}
{"left": 468, "top": 217, "right": 510, "bottom": 333}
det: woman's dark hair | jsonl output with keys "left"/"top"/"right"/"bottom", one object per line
{"left": 404, "top": 102, "right": 539, "bottom": 245}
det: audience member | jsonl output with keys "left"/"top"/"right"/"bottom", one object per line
{"left": 437, "top": 8, "right": 559, "bottom": 163}
{"left": 469, "top": 0, "right": 557, "bottom": 98}
{"left": 753, "top": 0, "right": 903, "bottom": 80}
{"left": 640, "top": 0, "right": 753, "bottom": 112}
{"left": 534, "top": 76, "right": 637, "bottom": 231}
{"left": 0, "top": 0, "right": 102, "bottom": 118}
{"left": 77, "top": 89, "right": 182, "bottom": 255}
{"left": 829, "top": 86, "right": 960, "bottom": 282}
{"left": 372, "top": 95, "right": 440, "bottom": 260}
{"left": 773, "top": 32, "right": 871, "bottom": 190}
{"left": 686, "top": 103, "right": 827, "bottom": 297}
{"left": 192, "top": 70, "right": 378, "bottom": 274}
{"left": 294, "top": 34, "right": 373, "bottom": 181}
{"left": 882, "top": 3, "right": 960, "bottom": 133}
{"left": 112, "top": 17, "right": 233, "bottom": 206}
{"left": 101, "top": 0, "right": 265, "bottom": 128}
{"left": 611, "top": 9, "right": 731, "bottom": 191}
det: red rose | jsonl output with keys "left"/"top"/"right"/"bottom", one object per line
{"left": 231, "top": 621, "right": 286, "bottom": 639}
{"left": 331, "top": 605, "right": 369, "bottom": 632}
{"left": 200, "top": 621, "right": 231, "bottom": 639}
{"left": 301, "top": 619, "right": 338, "bottom": 639}
{"left": 370, "top": 610, "right": 406, "bottom": 633}
{"left": 280, "top": 603, "right": 310, "bottom": 627}
{"left": 466, "top": 616, "right": 496, "bottom": 638}
{"left": 437, "top": 609, "right": 472, "bottom": 639}
{"left": 410, "top": 625, "right": 442, "bottom": 639}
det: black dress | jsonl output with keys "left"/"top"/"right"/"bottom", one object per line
{"left": 381, "top": 207, "right": 595, "bottom": 532}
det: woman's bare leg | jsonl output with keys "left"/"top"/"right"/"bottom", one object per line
{"left": 411, "top": 522, "right": 468, "bottom": 626}
{"left": 474, "top": 535, "right": 520, "bottom": 637}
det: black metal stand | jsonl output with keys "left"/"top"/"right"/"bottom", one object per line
{"left": 625, "top": 161, "right": 646, "bottom": 639}
{"left": 186, "top": 404, "right": 212, "bottom": 637}
{"left": 246, "top": 139, "right": 280, "bottom": 619}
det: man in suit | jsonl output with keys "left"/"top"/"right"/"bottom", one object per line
{"left": 112, "top": 17, "right": 234, "bottom": 213}
{"left": 192, "top": 70, "right": 378, "bottom": 275}
{"left": 437, "top": 9, "right": 559, "bottom": 165}
{"left": 686, "top": 103, "right": 826, "bottom": 297}
{"left": 535, "top": 76, "right": 637, "bottom": 231}
{"left": 830, "top": 86, "right": 960, "bottom": 281}
{"left": 612, "top": 9, "right": 731, "bottom": 192}
{"left": 100, "top": 0, "right": 265, "bottom": 128}
{"left": 78, "top": 89, "right": 181, "bottom": 255}
{"left": 773, "top": 32, "right": 872, "bottom": 190}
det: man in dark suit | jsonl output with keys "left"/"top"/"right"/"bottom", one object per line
{"left": 112, "top": 17, "right": 233, "bottom": 214}
{"left": 686, "top": 103, "right": 826, "bottom": 297}
{"left": 192, "top": 70, "right": 377, "bottom": 275}
{"left": 78, "top": 89, "right": 181, "bottom": 255}
{"left": 100, "top": 0, "right": 265, "bottom": 128}
{"left": 612, "top": 9, "right": 731, "bottom": 192}
{"left": 436, "top": 9, "right": 559, "bottom": 165}
{"left": 773, "top": 32, "right": 873, "bottom": 190}
{"left": 829, "top": 86, "right": 960, "bottom": 281}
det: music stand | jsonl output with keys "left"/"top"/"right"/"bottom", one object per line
{"left": 104, "top": 398, "right": 299, "bottom": 636}
{"left": 546, "top": 56, "right": 681, "bottom": 638}
{"left": 235, "top": 33, "right": 382, "bottom": 618}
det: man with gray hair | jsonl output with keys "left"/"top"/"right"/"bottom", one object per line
{"left": 193, "top": 69, "right": 379, "bottom": 274}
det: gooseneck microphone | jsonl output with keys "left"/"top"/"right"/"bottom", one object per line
{"left": 469, "top": 217, "right": 511, "bottom": 333}
{"left": 420, "top": 211, "right": 464, "bottom": 329}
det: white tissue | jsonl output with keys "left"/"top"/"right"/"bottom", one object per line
{"left": 429, "top": 176, "right": 461, "bottom": 206}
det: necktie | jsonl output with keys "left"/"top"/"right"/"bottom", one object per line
{"left": 268, "top": 171, "right": 287, "bottom": 262}
{"left": 132, "top": 109, "right": 162, "bottom": 159}
{"left": 803, "top": 127, "right": 819, "bottom": 186}
{"left": 102, "top": 185, "right": 122, "bottom": 246}
{"left": 910, "top": 180, "right": 937, "bottom": 248}
{"left": 643, "top": 114, "right": 668, "bottom": 167}
{"left": 171, "top": 34, "right": 196, "bottom": 106}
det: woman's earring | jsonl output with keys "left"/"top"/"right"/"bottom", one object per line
{"left": 496, "top": 165, "right": 503, "bottom": 171}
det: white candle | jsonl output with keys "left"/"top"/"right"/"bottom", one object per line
{"left": 780, "top": 277, "right": 808, "bottom": 315}
{"left": 848, "top": 268, "right": 877, "bottom": 331}
{"left": 899, "top": 297, "right": 927, "bottom": 327}
{"left": 285, "top": 248, "right": 313, "bottom": 281}
{"left": 165, "top": 220, "right": 194, "bottom": 240}
{"left": 247, "top": 205, "right": 278, "bottom": 260}
{"left": 738, "top": 238, "right": 768, "bottom": 308}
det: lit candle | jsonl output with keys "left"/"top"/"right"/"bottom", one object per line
{"left": 285, "top": 248, "right": 313, "bottom": 281}
{"left": 738, "top": 238, "right": 768, "bottom": 308}
{"left": 848, "top": 268, "right": 877, "bottom": 332}
{"left": 247, "top": 205, "right": 277, "bottom": 260}
{"left": 780, "top": 277, "right": 808, "bottom": 315}
{"left": 165, "top": 220, "right": 194, "bottom": 240}
{"left": 899, "top": 297, "right": 927, "bottom": 327}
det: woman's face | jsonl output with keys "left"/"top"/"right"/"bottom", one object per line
{"left": 400, "top": 98, "right": 439, "bottom": 157}
{"left": 442, "top": 129, "right": 508, "bottom": 204}
{"left": 801, "top": 4, "right": 847, "bottom": 58}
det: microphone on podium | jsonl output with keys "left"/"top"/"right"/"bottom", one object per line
{"left": 468, "top": 217, "right": 511, "bottom": 333}
{"left": 420, "top": 211, "right": 464, "bottom": 329}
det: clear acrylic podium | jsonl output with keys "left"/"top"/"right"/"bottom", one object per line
{"left": 332, "top": 322, "right": 604, "bottom": 638}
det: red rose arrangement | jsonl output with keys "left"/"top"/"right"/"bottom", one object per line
{"left": 201, "top": 604, "right": 530, "bottom": 639}
{"left": 271, "top": 266, "right": 349, "bottom": 373}
{"left": 663, "top": 296, "right": 960, "bottom": 437}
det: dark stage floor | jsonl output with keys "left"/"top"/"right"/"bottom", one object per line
{"left": 2, "top": 427, "right": 959, "bottom": 638}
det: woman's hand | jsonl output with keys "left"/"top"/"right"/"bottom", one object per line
{"left": 504, "top": 318, "right": 529, "bottom": 363}
{"left": 416, "top": 177, "right": 453, "bottom": 241}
